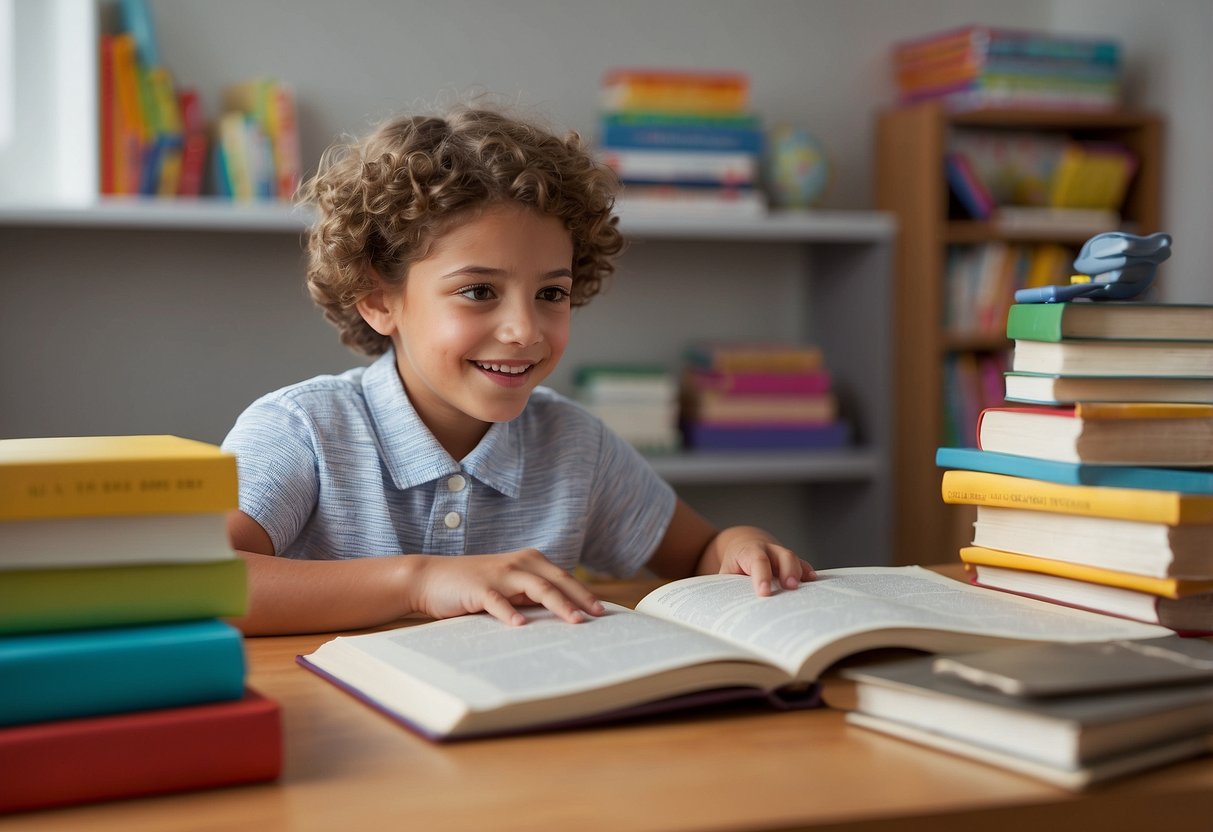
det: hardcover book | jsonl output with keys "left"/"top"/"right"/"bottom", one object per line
{"left": 958, "top": 546, "right": 1213, "bottom": 598}
{"left": 1011, "top": 338, "right": 1213, "bottom": 378}
{"left": 976, "top": 404, "right": 1213, "bottom": 466}
{"left": 931, "top": 636, "right": 1213, "bottom": 697}
{"left": 0, "top": 689, "right": 282, "bottom": 814}
{"left": 2, "top": 619, "right": 246, "bottom": 727}
{"left": 935, "top": 446, "right": 1213, "bottom": 494}
{"left": 1006, "top": 302, "right": 1213, "bottom": 343}
{"left": 828, "top": 655, "right": 1212, "bottom": 790}
{"left": 0, "top": 559, "right": 247, "bottom": 635}
{"left": 298, "top": 567, "right": 1167, "bottom": 741}
{"left": 1003, "top": 372, "right": 1213, "bottom": 406}
{"left": 968, "top": 564, "right": 1213, "bottom": 634}
{"left": 0, "top": 434, "right": 237, "bottom": 521}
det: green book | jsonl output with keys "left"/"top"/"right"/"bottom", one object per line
{"left": 1006, "top": 302, "right": 1213, "bottom": 343}
{"left": 0, "top": 559, "right": 246, "bottom": 635}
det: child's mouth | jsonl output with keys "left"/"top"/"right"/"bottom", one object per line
{"left": 472, "top": 360, "right": 535, "bottom": 387}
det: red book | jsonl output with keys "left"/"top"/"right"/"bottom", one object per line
{"left": 685, "top": 367, "right": 832, "bottom": 396}
{"left": 176, "top": 88, "right": 208, "bottom": 197}
{"left": 0, "top": 689, "right": 282, "bottom": 814}
{"left": 98, "top": 34, "right": 115, "bottom": 195}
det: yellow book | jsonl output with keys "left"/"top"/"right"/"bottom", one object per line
{"left": 959, "top": 547, "right": 1213, "bottom": 598}
{"left": 0, "top": 435, "right": 237, "bottom": 521}
{"left": 941, "top": 469, "right": 1213, "bottom": 525}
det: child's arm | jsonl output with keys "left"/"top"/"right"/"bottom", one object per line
{"left": 644, "top": 499, "right": 816, "bottom": 595}
{"left": 226, "top": 511, "right": 604, "bottom": 636}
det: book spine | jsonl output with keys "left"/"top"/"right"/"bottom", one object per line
{"left": 941, "top": 469, "right": 1212, "bottom": 524}
{"left": 0, "top": 559, "right": 248, "bottom": 635}
{"left": 601, "top": 122, "right": 764, "bottom": 154}
{"left": 0, "top": 455, "right": 237, "bottom": 520}
{"left": 0, "top": 690, "right": 281, "bottom": 813}
{"left": 960, "top": 547, "right": 1202, "bottom": 597}
{"left": 1, "top": 620, "right": 246, "bottom": 727}
{"left": 1006, "top": 301, "right": 1067, "bottom": 342}
{"left": 682, "top": 421, "right": 849, "bottom": 450}
{"left": 600, "top": 149, "right": 757, "bottom": 186}
{"left": 686, "top": 368, "right": 832, "bottom": 395}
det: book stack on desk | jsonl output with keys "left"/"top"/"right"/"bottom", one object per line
{"left": 0, "top": 435, "right": 281, "bottom": 814}
{"left": 828, "top": 638, "right": 1213, "bottom": 790}
{"left": 935, "top": 301, "right": 1213, "bottom": 634}
{"left": 679, "top": 342, "right": 850, "bottom": 451}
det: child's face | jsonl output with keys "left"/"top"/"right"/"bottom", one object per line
{"left": 379, "top": 201, "right": 575, "bottom": 453}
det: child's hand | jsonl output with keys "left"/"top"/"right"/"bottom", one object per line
{"left": 705, "top": 526, "right": 816, "bottom": 596}
{"left": 405, "top": 549, "right": 606, "bottom": 626}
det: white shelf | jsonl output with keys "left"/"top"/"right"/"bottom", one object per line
{"left": 0, "top": 198, "right": 894, "bottom": 240}
{"left": 646, "top": 449, "right": 879, "bottom": 485}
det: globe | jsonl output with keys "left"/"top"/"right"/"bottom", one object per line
{"left": 765, "top": 126, "right": 830, "bottom": 208}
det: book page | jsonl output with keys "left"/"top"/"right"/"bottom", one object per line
{"left": 635, "top": 567, "right": 1171, "bottom": 679}
{"left": 338, "top": 603, "right": 773, "bottom": 711}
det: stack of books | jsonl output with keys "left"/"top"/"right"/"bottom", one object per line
{"left": 679, "top": 342, "right": 849, "bottom": 451}
{"left": 597, "top": 68, "right": 767, "bottom": 217}
{"left": 0, "top": 435, "right": 281, "bottom": 814}
{"left": 574, "top": 365, "right": 680, "bottom": 454}
{"left": 828, "top": 637, "right": 1213, "bottom": 789}
{"left": 936, "top": 300, "right": 1213, "bottom": 634}
{"left": 892, "top": 25, "right": 1123, "bottom": 111}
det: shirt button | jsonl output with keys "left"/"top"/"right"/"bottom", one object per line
{"left": 444, "top": 511, "right": 461, "bottom": 529}
{"left": 447, "top": 474, "right": 466, "bottom": 492}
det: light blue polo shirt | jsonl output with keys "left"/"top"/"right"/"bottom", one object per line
{"left": 221, "top": 350, "right": 676, "bottom": 576}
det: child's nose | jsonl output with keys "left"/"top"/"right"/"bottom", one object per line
{"left": 496, "top": 301, "right": 541, "bottom": 346}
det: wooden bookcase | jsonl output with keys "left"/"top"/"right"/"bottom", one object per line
{"left": 875, "top": 102, "right": 1163, "bottom": 567}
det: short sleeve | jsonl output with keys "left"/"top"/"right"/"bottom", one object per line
{"left": 580, "top": 426, "right": 676, "bottom": 576}
{"left": 221, "top": 395, "right": 320, "bottom": 555}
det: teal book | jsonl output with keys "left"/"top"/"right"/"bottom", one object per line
{"left": 935, "top": 446, "right": 1213, "bottom": 495}
{"left": 1, "top": 619, "right": 245, "bottom": 727}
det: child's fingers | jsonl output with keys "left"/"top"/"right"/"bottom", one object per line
{"left": 482, "top": 588, "right": 527, "bottom": 627}
{"left": 743, "top": 554, "right": 774, "bottom": 596}
{"left": 510, "top": 551, "right": 606, "bottom": 617}
{"left": 509, "top": 572, "right": 591, "bottom": 624}
{"left": 768, "top": 544, "right": 813, "bottom": 589}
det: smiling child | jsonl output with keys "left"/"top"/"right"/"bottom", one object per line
{"left": 221, "top": 106, "right": 814, "bottom": 635}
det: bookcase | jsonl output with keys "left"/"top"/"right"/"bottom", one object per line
{"left": 875, "top": 102, "right": 1163, "bottom": 567}
{"left": 0, "top": 203, "right": 896, "bottom": 569}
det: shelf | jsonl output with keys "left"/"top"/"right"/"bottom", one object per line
{"left": 645, "top": 448, "right": 879, "bottom": 485}
{"left": 947, "top": 107, "right": 1161, "bottom": 130}
{"left": 0, "top": 198, "right": 894, "bottom": 242}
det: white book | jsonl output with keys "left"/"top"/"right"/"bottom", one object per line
{"left": 0, "top": 513, "right": 235, "bottom": 569}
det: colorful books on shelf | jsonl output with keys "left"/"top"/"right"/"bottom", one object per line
{"left": 941, "top": 351, "right": 1007, "bottom": 449}
{"left": 943, "top": 244, "right": 1071, "bottom": 336}
{"left": 826, "top": 649, "right": 1213, "bottom": 790}
{"left": 220, "top": 78, "right": 303, "bottom": 200}
{"left": 0, "top": 434, "right": 281, "bottom": 813}
{"left": 298, "top": 567, "right": 1166, "bottom": 741}
{"left": 598, "top": 68, "right": 766, "bottom": 216}
{"left": 574, "top": 365, "right": 680, "bottom": 454}
{"left": 892, "top": 25, "right": 1123, "bottom": 111}
{"left": 99, "top": 0, "right": 209, "bottom": 197}
{"left": 679, "top": 343, "right": 849, "bottom": 451}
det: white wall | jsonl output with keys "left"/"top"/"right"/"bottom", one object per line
{"left": 1051, "top": 0, "right": 1213, "bottom": 303}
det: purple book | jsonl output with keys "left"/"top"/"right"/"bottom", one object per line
{"left": 682, "top": 420, "right": 850, "bottom": 451}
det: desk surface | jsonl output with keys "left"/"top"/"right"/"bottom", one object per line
{"left": 3, "top": 574, "right": 1211, "bottom": 832}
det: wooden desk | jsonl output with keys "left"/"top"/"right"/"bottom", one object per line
{"left": 3, "top": 577, "right": 1211, "bottom": 832}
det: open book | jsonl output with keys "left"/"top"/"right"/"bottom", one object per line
{"left": 297, "top": 567, "right": 1169, "bottom": 740}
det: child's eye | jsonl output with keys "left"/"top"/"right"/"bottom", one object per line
{"left": 457, "top": 284, "right": 496, "bottom": 301}
{"left": 538, "top": 286, "right": 571, "bottom": 303}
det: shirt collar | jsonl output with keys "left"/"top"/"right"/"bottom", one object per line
{"left": 363, "top": 350, "right": 524, "bottom": 498}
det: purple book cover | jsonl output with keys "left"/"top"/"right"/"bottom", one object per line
{"left": 682, "top": 420, "right": 850, "bottom": 451}
{"left": 296, "top": 655, "right": 819, "bottom": 742}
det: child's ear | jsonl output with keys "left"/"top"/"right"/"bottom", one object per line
{"left": 355, "top": 269, "right": 398, "bottom": 337}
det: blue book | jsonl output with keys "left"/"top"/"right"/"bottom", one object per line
{"left": 601, "top": 122, "right": 764, "bottom": 155}
{"left": 1, "top": 619, "right": 245, "bottom": 727}
{"left": 935, "top": 447, "right": 1213, "bottom": 495}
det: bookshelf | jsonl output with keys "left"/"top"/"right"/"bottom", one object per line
{"left": 876, "top": 102, "right": 1163, "bottom": 567}
{"left": 0, "top": 204, "right": 897, "bottom": 568}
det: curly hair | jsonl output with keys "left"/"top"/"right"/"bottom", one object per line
{"left": 300, "top": 107, "right": 625, "bottom": 356}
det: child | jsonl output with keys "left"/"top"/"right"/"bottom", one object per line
{"left": 223, "top": 106, "right": 815, "bottom": 635}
